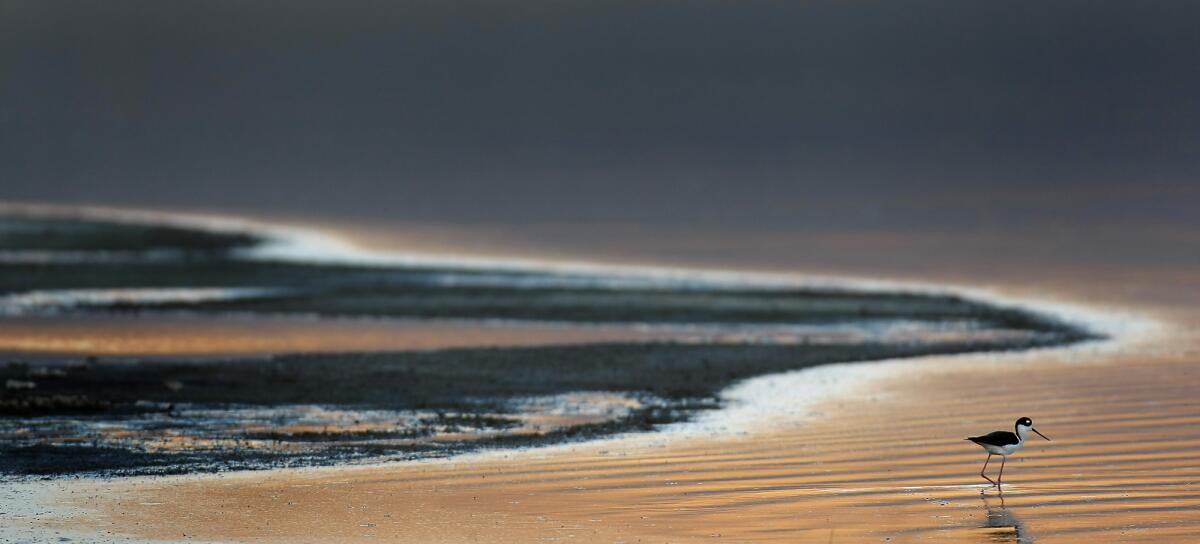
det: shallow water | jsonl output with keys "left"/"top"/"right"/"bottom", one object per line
{"left": 64, "top": 323, "right": 1197, "bottom": 543}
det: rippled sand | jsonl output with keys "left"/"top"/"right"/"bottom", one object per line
{"left": 8, "top": 222, "right": 1200, "bottom": 543}
{"left": 27, "top": 319, "right": 1197, "bottom": 543}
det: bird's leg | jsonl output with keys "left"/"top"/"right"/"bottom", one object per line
{"left": 979, "top": 454, "right": 997, "bottom": 487}
{"left": 997, "top": 455, "right": 1006, "bottom": 488}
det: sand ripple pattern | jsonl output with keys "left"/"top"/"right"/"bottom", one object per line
{"left": 34, "top": 332, "right": 1198, "bottom": 543}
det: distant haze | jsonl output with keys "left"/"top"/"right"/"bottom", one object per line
{"left": 3, "top": 1, "right": 1198, "bottom": 230}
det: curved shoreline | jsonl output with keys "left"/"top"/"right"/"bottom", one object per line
{"left": 10, "top": 261, "right": 1181, "bottom": 544}
{"left": 0, "top": 204, "right": 1103, "bottom": 478}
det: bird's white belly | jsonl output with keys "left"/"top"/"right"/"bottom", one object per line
{"left": 985, "top": 443, "right": 1022, "bottom": 456}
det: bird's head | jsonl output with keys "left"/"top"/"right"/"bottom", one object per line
{"left": 1016, "top": 417, "right": 1050, "bottom": 441}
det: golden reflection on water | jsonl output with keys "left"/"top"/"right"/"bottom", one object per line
{"left": 0, "top": 315, "right": 671, "bottom": 356}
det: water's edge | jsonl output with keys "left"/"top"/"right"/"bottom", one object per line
{"left": 0, "top": 205, "right": 1098, "bottom": 477}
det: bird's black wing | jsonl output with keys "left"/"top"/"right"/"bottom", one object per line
{"left": 966, "top": 431, "right": 1019, "bottom": 447}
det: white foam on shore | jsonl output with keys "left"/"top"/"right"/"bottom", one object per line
{"left": 0, "top": 287, "right": 279, "bottom": 316}
{"left": 661, "top": 279, "right": 1158, "bottom": 439}
{"left": 665, "top": 360, "right": 888, "bottom": 438}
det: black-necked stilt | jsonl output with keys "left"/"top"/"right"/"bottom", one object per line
{"left": 966, "top": 417, "right": 1050, "bottom": 489}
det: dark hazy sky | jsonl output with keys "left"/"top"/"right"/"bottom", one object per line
{"left": 3, "top": 1, "right": 1198, "bottom": 228}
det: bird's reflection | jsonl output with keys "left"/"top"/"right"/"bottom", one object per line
{"left": 980, "top": 492, "right": 1033, "bottom": 543}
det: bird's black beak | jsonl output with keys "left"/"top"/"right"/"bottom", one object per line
{"left": 1033, "top": 428, "right": 1050, "bottom": 441}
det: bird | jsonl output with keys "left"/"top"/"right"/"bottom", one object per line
{"left": 966, "top": 417, "right": 1050, "bottom": 489}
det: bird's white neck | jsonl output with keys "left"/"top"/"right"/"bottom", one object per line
{"left": 1016, "top": 425, "right": 1031, "bottom": 442}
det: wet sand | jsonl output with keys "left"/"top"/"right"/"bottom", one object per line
{"left": 8, "top": 220, "right": 1200, "bottom": 542}
{"left": 39, "top": 334, "right": 1200, "bottom": 542}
